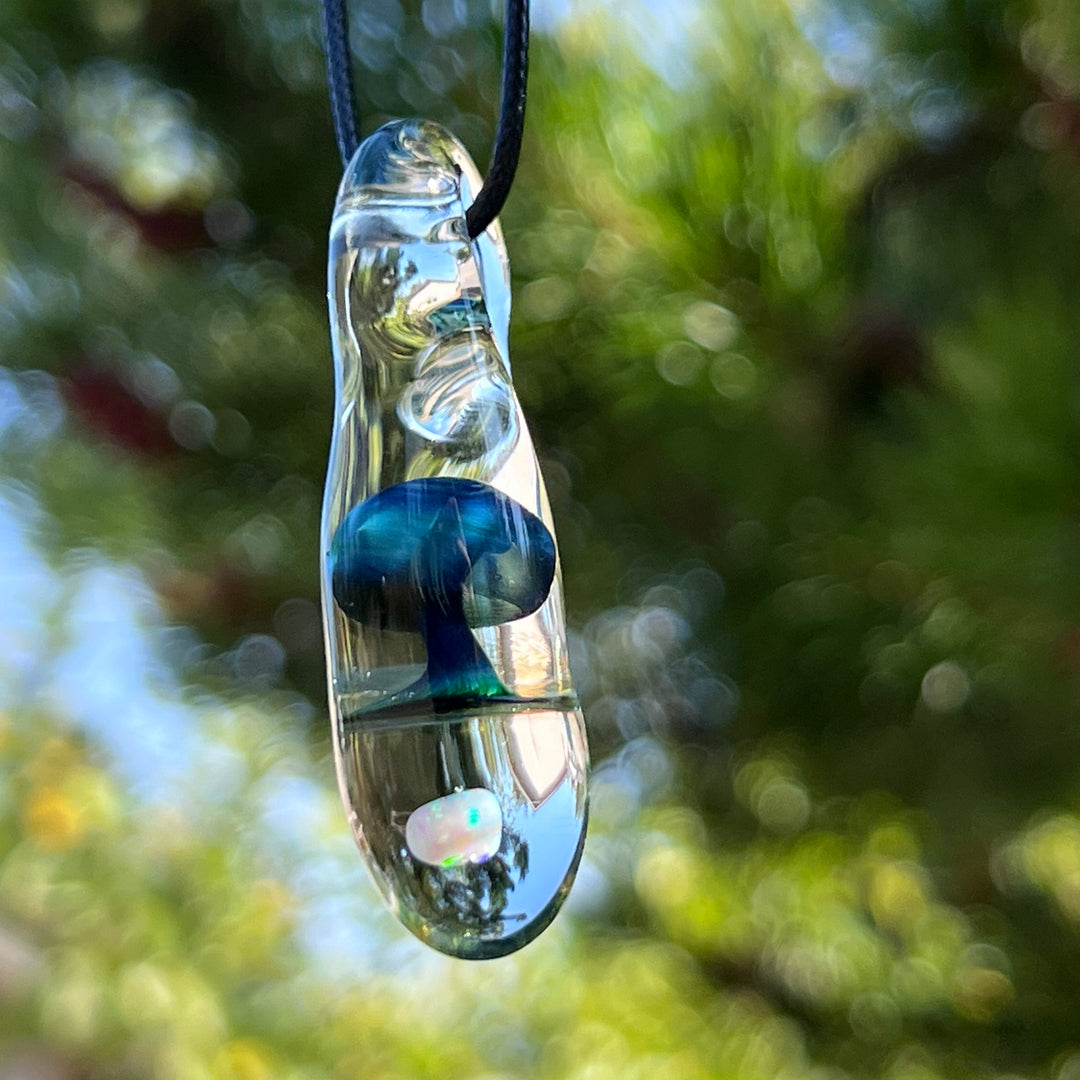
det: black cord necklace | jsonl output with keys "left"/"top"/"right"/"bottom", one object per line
{"left": 320, "top": 0, "right": 530, "bottom": 239}
{"left": 315, "top": 0, "right": 589, "bottom": 962}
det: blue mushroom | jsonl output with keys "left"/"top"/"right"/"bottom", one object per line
{"left": 331, "top": 477, "right": 556, "bottom": 704}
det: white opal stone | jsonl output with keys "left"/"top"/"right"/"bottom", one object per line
{"left": 405, "top": 787, "right": 503, "bottom": 867}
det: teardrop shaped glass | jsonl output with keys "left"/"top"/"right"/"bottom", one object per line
{"left": 320, "top": 119, "right": 589, "bottom": 959}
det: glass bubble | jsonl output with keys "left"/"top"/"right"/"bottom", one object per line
{"left": 320, "top": 119, "right": 588, "bottom": 959}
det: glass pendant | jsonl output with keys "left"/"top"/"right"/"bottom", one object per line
{"left": 320, "top": 119, "right": 589, "bottom": 959}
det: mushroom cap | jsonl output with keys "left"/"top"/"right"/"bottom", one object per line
{"left": 331, "top": 477, "right": 555, "bottom": 628}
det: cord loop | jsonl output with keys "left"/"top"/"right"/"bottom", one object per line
{"left": 321, "top": 0, "right": 529, "bottom": 239}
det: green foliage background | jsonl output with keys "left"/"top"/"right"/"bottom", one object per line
{"left": 3, "top": 0, "right": 1080, "bottom": 1076}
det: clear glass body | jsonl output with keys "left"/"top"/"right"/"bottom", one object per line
{"left": 320, "top": 119, "right": 588, "bottom": 959}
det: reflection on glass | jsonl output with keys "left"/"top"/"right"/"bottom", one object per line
{"left": 342, "top": 710, "right": 587, "bottom": 958}
{"left": 320, "top": 119, "right": 589, "bottom": 958}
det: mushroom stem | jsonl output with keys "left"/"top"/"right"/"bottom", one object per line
{"left": 423, "top": 593, "right": 509, "bottom": 705}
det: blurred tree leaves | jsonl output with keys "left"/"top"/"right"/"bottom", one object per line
{"left": 4, "top": 0, "right": 1080, "bottom": 1077}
